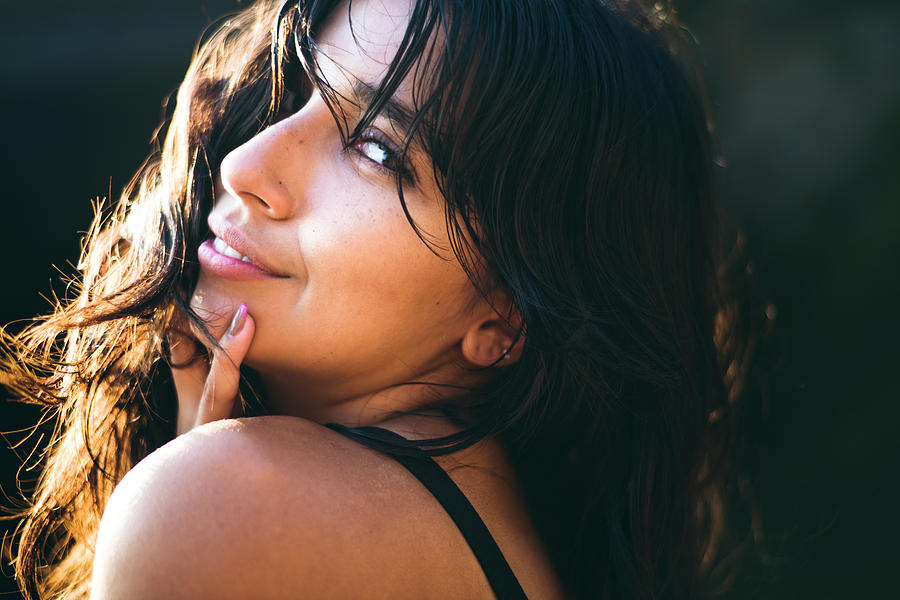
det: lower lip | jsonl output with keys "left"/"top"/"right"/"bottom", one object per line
{"left": 197, "top": 239, "right": 278, "bottom": 280}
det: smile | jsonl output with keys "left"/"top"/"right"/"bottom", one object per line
{"left": 212, "top": 236, "right": 256, "bottom": 264}
{"left": 197, "top": 236, "right": 282, "bottom": 281}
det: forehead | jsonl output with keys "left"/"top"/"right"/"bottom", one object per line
{"left": 314, "top": 0, "right": 416, "bottom": 95}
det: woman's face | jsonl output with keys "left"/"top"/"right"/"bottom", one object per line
{"left": 190, "top": 0, "right": 498, "bottom": 421}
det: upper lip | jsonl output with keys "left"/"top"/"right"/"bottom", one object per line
{"left": 206, "top": 214, "right": 287, "bottom": 277}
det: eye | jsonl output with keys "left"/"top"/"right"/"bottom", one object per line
{"left": 357, "top": 139, "right": 394, "bottom": 168}
{"left": 350, "top": 133, "right": 414, "bottom": 183}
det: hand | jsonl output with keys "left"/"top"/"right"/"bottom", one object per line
{"left": 168, "top": 303, "right": 256, "bottom": 436}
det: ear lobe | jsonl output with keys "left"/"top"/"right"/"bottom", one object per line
{"left": 460, "top": 312, "right": 524, "bottom": 368}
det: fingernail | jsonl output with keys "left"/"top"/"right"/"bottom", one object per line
{"left": 228, "top": 303, "right": 247, "bottom": 336}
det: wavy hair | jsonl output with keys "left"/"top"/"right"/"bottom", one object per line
{"left": 2, "top": 1, "right": 762, "bottom": 598}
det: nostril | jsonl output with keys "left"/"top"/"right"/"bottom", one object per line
{"left": 255, "top": 194, "right": 272, "bottom": 211}
{"left": 235, "top": 191, "right": 271, "bottom": 212}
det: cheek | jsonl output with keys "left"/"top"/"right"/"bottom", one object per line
{"left": 303, "top": 200, "right": 465, "bottom": 315}
{"left": 253, "top": 211, "right": 472, "bottom": 367}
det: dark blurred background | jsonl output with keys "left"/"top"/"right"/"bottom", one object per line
{"left": 1, "top": 1, "right": 898, "bottom": 598}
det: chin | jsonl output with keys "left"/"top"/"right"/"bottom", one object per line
{"left": 190, "top": 279, "right": 239, "bottom": 342}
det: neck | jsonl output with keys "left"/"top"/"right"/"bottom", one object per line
{"left": 255, "top": 368, "right": 486, "bottom": 431}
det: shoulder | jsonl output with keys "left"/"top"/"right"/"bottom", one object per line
{"left": 92, "top": 416, "right": 482, "bottom": 599}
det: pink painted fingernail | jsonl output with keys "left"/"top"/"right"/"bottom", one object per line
{"left": 228, "top": 303, "right": 247, "bottom": 336}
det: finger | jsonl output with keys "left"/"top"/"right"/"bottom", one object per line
{"left": 167, "top": 307, "right": 199, "bottom": 364}
{"left": 168, "top": 317, "right": 211, "bottom": 437}
{"left": 195, "top": 303, "right": 255, "bottom": 427}
{"left": 169, "top": 331, "right": 209, "bottom": 406}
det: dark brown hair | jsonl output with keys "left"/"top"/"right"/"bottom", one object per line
{"left": 2, "top": 1, "right": 761, "bottom": 598}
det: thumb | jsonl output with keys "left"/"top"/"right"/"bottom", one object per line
{"left": 195, "top": 303, "right": 255, "bottom": 427}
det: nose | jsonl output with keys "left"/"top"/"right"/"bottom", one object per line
{"left": 218, "top": 102, "right": 321, "bottom": 220}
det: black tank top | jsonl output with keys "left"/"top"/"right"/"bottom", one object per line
{"left": 326, "top": 424, "right": 528, "bottom": 600}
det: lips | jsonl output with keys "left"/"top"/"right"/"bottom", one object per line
{"left": 211, "top": 236, "right": 255, "bottom": 263}
{"left": 199, "top": 215, "right": 287, "bottom": 280}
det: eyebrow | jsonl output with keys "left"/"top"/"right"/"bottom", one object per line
{"left": 350, "top": 80, "right": 417, "bottom": 140}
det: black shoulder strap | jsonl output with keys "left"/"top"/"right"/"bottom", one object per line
{"left": 326, "top": 424, "right": 528, "bottom": 600}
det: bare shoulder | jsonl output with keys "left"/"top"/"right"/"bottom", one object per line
{"left": 91, "top": 416, "right": 562, "bottom": 599}
{"left": 93, "top": 416, "right": 413, "bottom": 599}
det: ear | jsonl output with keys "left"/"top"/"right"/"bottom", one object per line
{"left": 460, "top": 297, "right": 524, "bottom": 368}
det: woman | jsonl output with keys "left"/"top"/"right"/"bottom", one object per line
{"left": 3, "top": 0, "right": 754, "bottom": 598}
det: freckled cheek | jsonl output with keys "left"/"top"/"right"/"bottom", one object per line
{"left": 305, "top": 207, "right": 460, "bottom": 312}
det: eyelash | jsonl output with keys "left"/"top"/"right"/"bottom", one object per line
{"left": 278, "top": 87, "right": 416, "bottom": 184}
{"left": 348, "top": 131, "right": 415, "bottom": 184}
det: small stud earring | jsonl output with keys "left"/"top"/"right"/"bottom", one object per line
{"left": 501, "top": 348, "right": 511, "bottom": 360}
